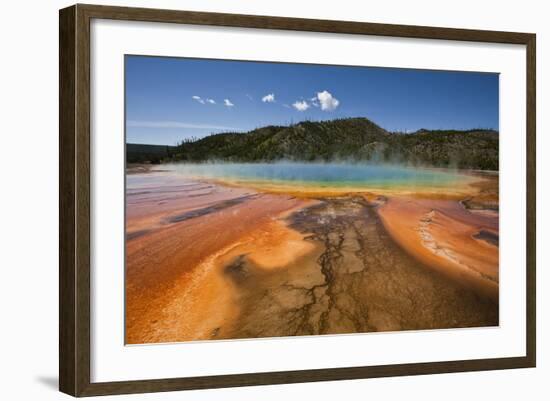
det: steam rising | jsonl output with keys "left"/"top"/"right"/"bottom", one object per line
{"left": 161, "top": 161, "right": 472, "bottom": 190}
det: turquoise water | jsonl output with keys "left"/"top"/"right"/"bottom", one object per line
{"left": 161, "top": 162, "right": 471, "bottom": 189}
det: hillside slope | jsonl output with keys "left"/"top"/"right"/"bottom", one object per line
{"left": 170, "top": 118, "right": 498, "bottom": 170}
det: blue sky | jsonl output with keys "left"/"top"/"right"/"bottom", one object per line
{"left": 126, "top": 55, "right": 499, "bottom": 145}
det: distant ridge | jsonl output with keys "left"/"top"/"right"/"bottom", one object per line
{"left": 165, "top": 117, "right": 498, "bottom": 170}
{"left": 126, "top": 143, "right": 176, "bottom": 164}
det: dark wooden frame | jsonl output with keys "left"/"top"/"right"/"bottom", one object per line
{"left": 59, "top": 3, "right": 536, "bottom": 397}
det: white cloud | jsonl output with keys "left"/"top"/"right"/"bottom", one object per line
{"left": 224, "top": 99, "right": 235, "bottom": 107}
{"left": 316, "top": 90, "right": 340, "bottom": 111}
{"left": 310, "top": 97, "right": 320, "bottom": 107}
{"left": 127, "top": 120, "right": 240, "bottom": 131}
{"left": 192, "top": 95, "right": 205, "bottom": 104}
{"left": 292, "top": 100, "right": 310, "bottom": 112}
{"left": 206, "top": 98, "right": 216, "bottom": 104}
{"left": 262, "top": 93, "right": 276, "bottom": 103}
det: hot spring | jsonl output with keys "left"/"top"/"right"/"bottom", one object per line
{"left": 155, "top": 162, "right": 476, "bottom": 194}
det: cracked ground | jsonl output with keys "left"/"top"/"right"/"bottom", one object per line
{"left": 215, "top": 197, "right": 498, "bottom": 340}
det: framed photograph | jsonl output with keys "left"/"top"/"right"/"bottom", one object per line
{"left": 59, "top": 4, "right": 536, "bottom": 397}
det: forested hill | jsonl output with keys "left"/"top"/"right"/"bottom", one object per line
{"left": 168, "top": 117, "right": 498, "bottom": 170}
